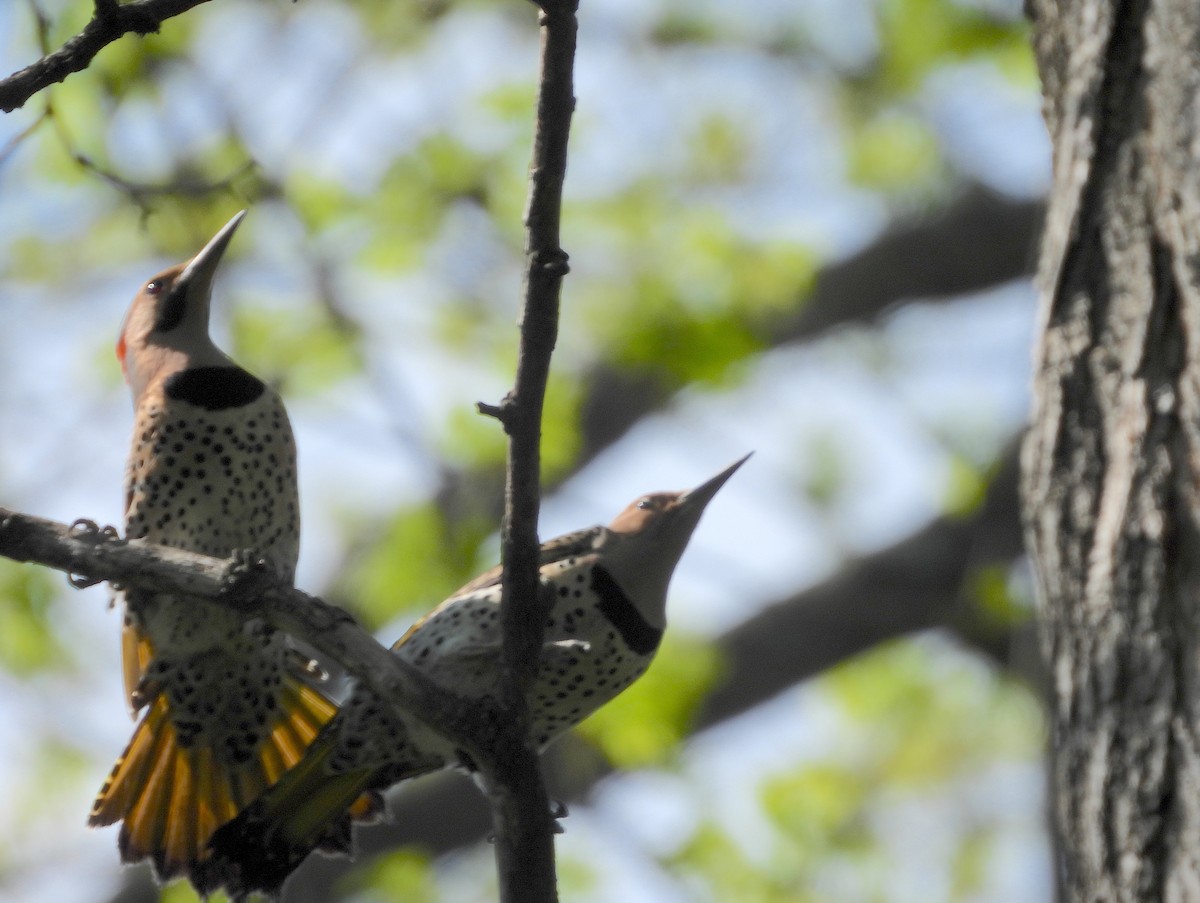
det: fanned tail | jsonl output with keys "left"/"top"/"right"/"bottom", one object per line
{"left": 89, "top": 677, "right": 340, "bottom": 886}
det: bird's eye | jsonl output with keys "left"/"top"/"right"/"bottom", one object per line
{"left": 637, "top": 497, "right": 654, "bottom": 510}
{"left": 145, "top": 281, "right": 163, "bottom": 295}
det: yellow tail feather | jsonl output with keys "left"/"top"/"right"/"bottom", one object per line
{"left": 201, "top": 726, "right": 384, "bottom": 897}
{"left": 266, "top": 736, "right": 377, "bottom": 850}
{"left": 90, "top": 678, "right": 339, "bottom": 882}
{"left": 121, "top": 622, "right": 155, "bottom": 715}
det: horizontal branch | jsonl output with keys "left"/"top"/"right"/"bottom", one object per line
{"left": 1, "top": 0, "right": 212, "bottom": 113}
{"left": 778, "top": 184, "right": 1042, "bottom": 342}
{"left": 0, "top": 506, "right": 495, "bottom": 762}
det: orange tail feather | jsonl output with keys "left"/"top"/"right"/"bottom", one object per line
{"left": 202, "top": 725, "right": 385, "bottom": 899}
{"left": 90, "top": 679, "right": 339, "bottom": 884}
{"left": 120, "top": 621, "right": 154, "bottom": 715}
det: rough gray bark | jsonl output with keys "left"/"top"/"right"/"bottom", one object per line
{"left": 1023, "top": 0, "right": 1200, "bottom": 900}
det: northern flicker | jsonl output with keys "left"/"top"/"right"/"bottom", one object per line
{"left": 89, "top": 212, "right": 347, "bottom": 882}
{"left": 200, "top": 455, "right": 749, "bottom": 898}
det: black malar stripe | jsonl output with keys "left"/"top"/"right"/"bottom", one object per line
{"left": 165, "top": 366, "right": 266, "bottom": 411}
{"left": 592, "top": 565, "right": 662, "bottom": 656}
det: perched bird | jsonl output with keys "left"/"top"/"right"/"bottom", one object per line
{"left": 201, "top": 455, "right": 749, "bottom": 899}
{"left": 90, "top": 212, "right": 344, "bottom": 882}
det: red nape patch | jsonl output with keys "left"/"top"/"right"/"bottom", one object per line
{"left": 116, "top": 332, "right": 128, "bottom": 377}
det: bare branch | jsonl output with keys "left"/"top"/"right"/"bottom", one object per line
{"left": 0, "top": 0, "right": 212, "bottom": 113}
{"left": 0, "top": 507, "right": 491, "bottom": 768}
{"left": 779, "top": 185, "right": 1043, "bottom": 342}
{"left": 478, "top": 2, "right": 578, "bottom": 901}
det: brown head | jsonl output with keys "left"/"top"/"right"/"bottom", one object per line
{"left": 601, "top": 453, "right": 751, "bottom": 628}
{"left": 117, "top": 211, "right": 246, "bottom": 401}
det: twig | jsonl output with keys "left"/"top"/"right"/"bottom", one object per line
{"left": 42, "top": 103, "right": 259, "bottom": 214}
{"left": 472, "top": 1, "right": 577, "bottom": 901}
{"left": 0, "top": 104, "right": 50, "bottom": 165}
{"left": 1, "top": 0, "right": 213, "bottom": 113}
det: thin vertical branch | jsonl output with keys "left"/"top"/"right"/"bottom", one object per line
{"left": 475, "top": 1, "right": 577, "bottom": 902}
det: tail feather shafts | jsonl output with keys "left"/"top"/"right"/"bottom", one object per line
{"left": 203, "top": 729, "right": 387, "bottom": 897}
{"left": 90, "top": 678, "right": 338, "bottom": 883}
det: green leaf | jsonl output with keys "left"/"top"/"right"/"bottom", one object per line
{"left": 570, "top": 189, "right": 814, "bottom": 388}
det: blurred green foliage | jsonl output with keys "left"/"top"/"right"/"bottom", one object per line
{"left": 943, "top": 451, "right": 990, "bottom": 517}
{"left": 846, "top": 111, "right": 940, "bottom": 191}
{"left": 352, "top": 848, "right": 438, "bottom": 903}
{"left": 0, "top": 562, "right": 68, "bottom": 675}
{"left": 876, "top": 0, "right": 1032, "bottom": 94}
{"left": 160, "top": 881, "right": 230, "bottom": 903}
{"left": 667, "top": 641, "right": 1041, "bottom": 901}
{"left": 578, "top": 634, "right": 721, "bottom": 768}
{"left": 827, "top": 641, "right": 1042, "bottom": 779}
{"left": 343, "top": 502, "right": 494, "bottom": 628}
{"left": 968, "top": 563, "right": 1032, "bottom": 629}
{"left": 232, "top": 306, "right": 362, "bottom": 396}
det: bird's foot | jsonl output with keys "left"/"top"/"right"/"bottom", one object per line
{"left": 66, "top": 518, "right": 120, "bottom": 588}
{"left": 69, "top": 518, "right": 120, "bottom": 540}
{"left": 221, "top": 548, "right": 275, "bottom": 602}
{"left": 228, "top": 547, "right": 267, "bottom": 573}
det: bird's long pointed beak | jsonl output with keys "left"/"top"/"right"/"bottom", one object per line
{"left": 177, "top": 210, "right": 246, "bottom": 293}
{"left": 679, "top": 452, "right": 752, "bottom": 512}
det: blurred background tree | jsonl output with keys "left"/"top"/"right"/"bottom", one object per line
{"left": 0, "top": 0, "right": 1048, "bottom": 901}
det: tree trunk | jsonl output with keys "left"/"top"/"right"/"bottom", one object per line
{"left": 1023, "top": 0, "right": 1200, "bottom": 900}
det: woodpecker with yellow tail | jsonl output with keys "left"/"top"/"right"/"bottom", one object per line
{"left": 201, "top": 455, "right": 749, "bottom": 898}
{"left": 90, "top": 212, "right": 346, "bottom": 883}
